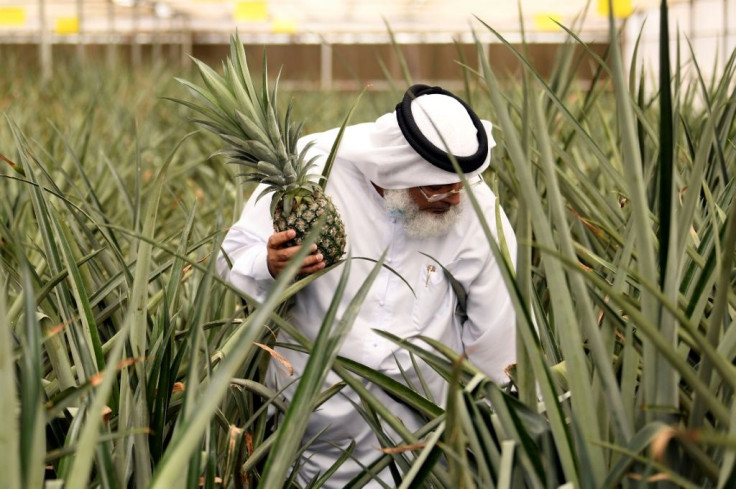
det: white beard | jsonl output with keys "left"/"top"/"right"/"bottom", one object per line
{"left": 383, "top": 189, "right": 463, "bottom": 239}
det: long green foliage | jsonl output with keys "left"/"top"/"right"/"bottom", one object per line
{"left": 1, "top": 0, "right": 735, "bottom": 487}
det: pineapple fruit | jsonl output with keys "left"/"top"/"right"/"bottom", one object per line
{"left": 175, "top": 34, "right": 346, "bottom": 267}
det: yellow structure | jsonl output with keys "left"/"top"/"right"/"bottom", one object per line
{"left": 234, "top": 1, "right": 268, "bottom": 22}
{"left": 0, "top": 6, "right": 26, "bottom": 26}
{"left": 533, "top": 13, "right": 563, "bottom": 31}
{"left": 597, "top": 0, "right": 634, "bottom": 18}
{"left": 55, "top": 16, "right": 80, "bottom": 35}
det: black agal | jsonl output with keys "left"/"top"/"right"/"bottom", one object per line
{"left": 395, "top": 84, "right": 488, "bottom": 173}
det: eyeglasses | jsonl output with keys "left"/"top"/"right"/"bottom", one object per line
{"left": 418, "top": 175, "right": 484, "bottom": 203}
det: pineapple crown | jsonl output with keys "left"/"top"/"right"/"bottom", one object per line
{"left": 173, "top": 33, "right": 323, "bottom": 216}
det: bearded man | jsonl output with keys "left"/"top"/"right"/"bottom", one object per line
{"left": 217, "top": 85, "right": 517, "bottom": 487}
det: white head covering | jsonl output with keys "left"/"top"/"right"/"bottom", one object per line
{"left": 303, "top": 87, "right": 496, "bottom": 190}
{"left": 410, "top": 93, "right": 481, "bottom": 157}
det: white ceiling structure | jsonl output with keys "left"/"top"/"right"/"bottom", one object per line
{"left": 2, "top": 1, "right": 730, "bottom": 90}
{"left": 0, "top": 0, "right": 665, "bottom": 44}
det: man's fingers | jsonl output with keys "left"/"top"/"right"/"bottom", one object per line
{"left": 266, "top": 229, "right": 323, "bottom": 278}
{"left": 303, "top": 252, "right": 324, "bottom": 267}
{"left": 300, "top": 253, "right": 325, "bottom": 275}
{"left": 268, "top": 229, "right": 296, "bottom": 249}
{"left": 275, "top": 243, "right": 318, "bottom": 261}
{"left": 273, "top": 247, "right": 297, "bottom": 262}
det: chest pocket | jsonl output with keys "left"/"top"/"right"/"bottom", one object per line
{"left": 411, "top": 262, "right": 466, "bottom": 332}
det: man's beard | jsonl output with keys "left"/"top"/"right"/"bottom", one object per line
{"left": 383, "top": 189, "right": 463, "bottom": 239}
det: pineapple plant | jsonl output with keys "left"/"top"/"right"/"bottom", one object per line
{"left": 174, "top": 34, "right": 346, "bottom": 266}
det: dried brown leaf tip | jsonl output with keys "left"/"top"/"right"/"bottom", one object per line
{"left": 102, "top": 406, "right": 113, "bottom": 425}
{"left": 381, "top": 442, "right": 427, "bottom": 454}
{"left": 89, "top": 373, "right": 104, "bottom": 387}
{"left": 627, "top": 473, "right": 670, "bottom": 483}
{"left": 0, "top": 152, "right": 17, "bottom": 167}
{"left": 183, "top": 254, "right": 209, "bottom": 275}
{"left": 567, "top": 205, "right": 604, "bottom": 238}
{"left": 47, "top": 319, "right": 71, "bottom": 337}
{"left": 254, "top": 342, "right": 294, "bottom": 376}
{"left": 90, "top": 357, "right": 145, "bottom": 386}
{"left": 229, "top": 425, "right": 243, "bottom": 452}
{"left": 649, "top": 425, "right": 678, "bottom": 460}
{"left": 198, "top": 477, "right": 222, "bottom": 486}
{"left": 649, "top": 426, "right": 702, "bottom": 461}
{"left": 246, "top": 431, "right": 254, "bottom": 456}
{"left": 503, "top": 363, "right": 517, "bottom": 379}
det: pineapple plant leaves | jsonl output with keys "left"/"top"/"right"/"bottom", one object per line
{"left": 173, "top": 33, "right": 350, "bottom": 267}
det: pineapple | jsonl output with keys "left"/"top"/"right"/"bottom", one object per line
{"left": 174, "top": 34, "right": 346, "bottom": 267}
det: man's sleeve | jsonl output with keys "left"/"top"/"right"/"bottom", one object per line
{"left": 461, "top": 203, "right": 518, "bottom": 385}
{"left": 216, "top": 186, "right": 276, "bottom": 302}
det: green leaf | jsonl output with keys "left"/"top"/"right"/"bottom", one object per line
{"left": 0, "top": 274, "right": 22, "bottom": 489}
{"left": 5, "top": 123, "right": 67, "bottom": 489}
{"left": 259, "top": 248, "right": 388, "bottom": 486}
{"left": 149, "top": 215, "right": 327, "bottom": 488}
{"left": 320, "top": 87, "right": 366, "bottom": 190}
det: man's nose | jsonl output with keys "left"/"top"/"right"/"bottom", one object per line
{"left": 443, "top": 191, "right": 462, "bottom": 206}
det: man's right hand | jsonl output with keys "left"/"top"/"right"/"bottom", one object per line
{"left": 266, "top": 229, "right": 326, "bottom": 278}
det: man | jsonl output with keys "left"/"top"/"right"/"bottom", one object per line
{"left": 217, "top": 85, "right": 517, "bottom": 487}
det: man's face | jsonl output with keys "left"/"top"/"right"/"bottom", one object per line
{"left": 383, "top": 183, "right": 464, "bottom": 239}
{"left": 407, "top": 182, "right": 464, "bottom": 212}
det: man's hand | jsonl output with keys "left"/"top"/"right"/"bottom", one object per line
{"left": 266, "top": 229, "right": 326, "bottom": 278}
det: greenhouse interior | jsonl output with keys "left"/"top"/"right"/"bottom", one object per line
{"left": 1, "top": 0, "right": 734, "bottom": 86}
{"left": 2, "top": 1, "right": 736, "bottom": 488}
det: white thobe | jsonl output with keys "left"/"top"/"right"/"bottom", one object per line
{"left": 217, "top": 149, "right": 517, "bottom": 487}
